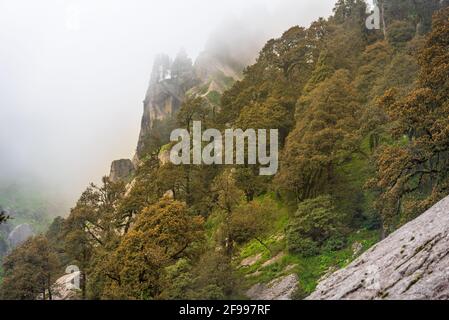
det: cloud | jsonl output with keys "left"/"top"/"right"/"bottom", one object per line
{"left": 65, "top": 3, "right": 81, "bottom": 31}
{"left": 0, "top": 0, "right": 336, "bottom": 211}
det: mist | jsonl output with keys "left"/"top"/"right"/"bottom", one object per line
{"left": 0, "top": 0, "right": 336, "bottom": 213}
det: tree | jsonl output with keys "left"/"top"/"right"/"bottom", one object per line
{"left": 277, "top": 69, "right": 361, "bottom": 203}
{"left": 286, "top": 195, "right": 345, "bottom": 257}
{"left": 383, "top": 0, "right": 446, "bottom": 34}
{"left": 370, "top": 7, "right": 449, "bottom": 234}
{"left": 1, "top": 236, "right": 60, "bottom": 300}
{"left": 228, "top": 199, "right": 276, "bottom": 253}
{"left": 177, "top": 96, "right": 209, "bottom": 131}
{"left": 101, "top": 198, "right": 204, "bottom": 299}
{"left": 0, "top": 208, "right": 8, "bottom": 225}
{"left": 212, "top": 170, "right": 244, "bottom": 256}
{"left": 62, "top": 177, "right": 126, "bottom": 298}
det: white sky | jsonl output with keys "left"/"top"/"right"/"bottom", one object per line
{"left": 0, "top": 0, "right": 336, "bottom": 206}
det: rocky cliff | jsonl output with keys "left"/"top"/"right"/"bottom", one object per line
{"left": 135, "top": 51, "right": 199, "bottom": 159}
{"left": 308, "top": 195, "right": 449, "bottom": 300}
{"left": 133, "top": 49, "right": 243, "bottom": 162}
{"left": 109, "top": 159, "right": 135, "bottom": 183}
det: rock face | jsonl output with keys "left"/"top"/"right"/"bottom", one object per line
{"left": 308, "top": 196, "right": 449, "bottom": 300}
{"left": 135, "top": 49, "right": 242, "bottom": 161}
{"left": 136, "top": 51, "right": 198, "bottom": 159}
{"left": 52, "top": 271, "right": 81, "bottom": 300}
{"left": 240, "top": 253, "right": 263, "bottom": 267}
{"left": 38, "top": 270, "right": 81, "bottom": 300}
{"left": 109, "top": 159, "right": 135, "bottom": 183}
{"left": 246, "top": 274, "right": 299, "bottom": 300}
{"left": 7, "top": 223, "right": 34, "bottom": 249}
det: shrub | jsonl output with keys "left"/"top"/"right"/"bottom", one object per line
{"left": 287, "top": 237, "right": 319, "bottom": 257}
{"left": 323, "top": 235, "right": 347, "bottom": 252}
{"left": 387, "top": 21, "right": 416, "bottom": 47}
{"left": 286, "top": 195, "right": 344, "bottom": 256}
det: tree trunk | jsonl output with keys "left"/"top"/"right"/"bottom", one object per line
{"left": 81, "top": 271, "right": 87, "bottom": 300}
{"left": 380, "top": 0, "right": 387, "bottom": 37}
{"left": 47, "top": 276, "right": 53, "bottom": 300}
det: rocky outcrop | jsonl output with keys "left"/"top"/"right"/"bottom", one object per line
{"left": 109, "top": 159, "right": 135, "bottom": 183}
{"left": 7, "top": 223, "right": 34, "bottom": 249}
{"left": 135, "top": 49, "right": 243, "bottom": 161}
{"left": 308, "top": 195, "right": 449, "bottom": 300}
{"left": 135, "top": 52, "right": 199, "bottom": 159}
{"left": 38, "top": 270, "right": 81, "bottom": 300}
{"left": 240, "top": 253, "right": 263, "bottom": 267}
{"left": 246, "top": 274, "right": 298, "bottom": 300}
{"left": 51, "top": 271, "right": 81, "bottom": 300}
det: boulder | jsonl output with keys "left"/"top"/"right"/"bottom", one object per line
{"left": 52, "top": 271, "right": 81, "bottom": 300}
{"left": 308, "top": 195, "right": 449, "bottom": 300}
{"left": 246, "top": 274, "right": 298, "bottom": 300}
{"left": 109, "top": 159, "right": 135, "bottom": 182}
{"left": 240, "top": 253, "right": 263, "bottom": 267}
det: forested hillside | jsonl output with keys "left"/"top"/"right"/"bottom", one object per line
{"left": 1, "top": 0, "right": 448, "bottom": 300}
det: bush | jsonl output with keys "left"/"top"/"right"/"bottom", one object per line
{"left": 323, "top": 235, "right": 347, "bottom": 252}
{"left": 287, "top": 236, "right": 319, "bottom": 257}
{"left": 286, "top": 195, "right": 345, "bottom": 256}
{"left": 387, "top": 21, "right": 416, "bottom": 47}
{"left": 228, "top": 199, "right": 276, "bottom": 245}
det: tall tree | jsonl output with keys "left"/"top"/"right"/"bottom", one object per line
{"left": 277, "top": 69, "right": 361, "bottom": 203}
{"left": 101, "top": 198, "right": 204, "bottom": 299}
{"left": 1, "top": 236, "right": 60, "bottom": 300}
{"left": 370, "top": 6, "right": 449, "bottom": 234}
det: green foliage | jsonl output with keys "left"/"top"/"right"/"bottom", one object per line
{"left": 228, "top": 199, "right": 277, "bottom": 246}
{"left": 287, "top": 196, "right": 345, "bottom": 257}
{"left": 277, "top": 69, "right": 361, "bottom": 203}
{"left": 370, "top": 7, "right": 449, "bottom": 234}
{"left": 2, "top": 0, "right": 447, "bottom": 301}
{"left": 100, "top": 198, "right": 204, "bottom": 299}
{"left": 1, "top": 236, "right": 60, "bottom": 300}
{"left": 387, "top": 20, "right": 416, "bottom": 47}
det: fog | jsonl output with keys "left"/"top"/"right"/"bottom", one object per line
{"left": 0, "top": 0, "right": 336, "bottom": 213}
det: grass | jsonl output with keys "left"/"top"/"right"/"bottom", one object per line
{"left": 236, "top": 207, "right": 380, "bottom": 297}
{"left": 238, "top": 225, "right": 380, "bottom": 294}
{"left": 203, "top": 184, "right": 382, "bottom": 299}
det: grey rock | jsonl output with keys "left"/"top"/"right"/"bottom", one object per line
{"left": 240, "top": 253, "right": 263, "bottom": 267}
{"left": 109, "top": 159, "right": 135, "bottom": 183}
{"left": 261, "top": 252, "right": 285, "bottom": 268}
{"left": 52, "top": 271, "right": 82, "bottom": 300}
{"left": 158, "top": 149, "right": 170, "bottom": 165}
{"left": 308, "top": 196, "right": 449, "bottom": 300}
{"left": 246, "top": 274, "right": 298, "bottom": 300}
{"left": 136, "top": 52, "right": 198, "bottom": 159}
{"left": 134, "top": 49, "right": 242, "bottom": 160}
{"left": 7, "top": 223, "right": 34, "bottom": 249}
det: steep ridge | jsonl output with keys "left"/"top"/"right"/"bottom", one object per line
{"left": 109, "top": 48, "right": 245, "bottom": 180}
